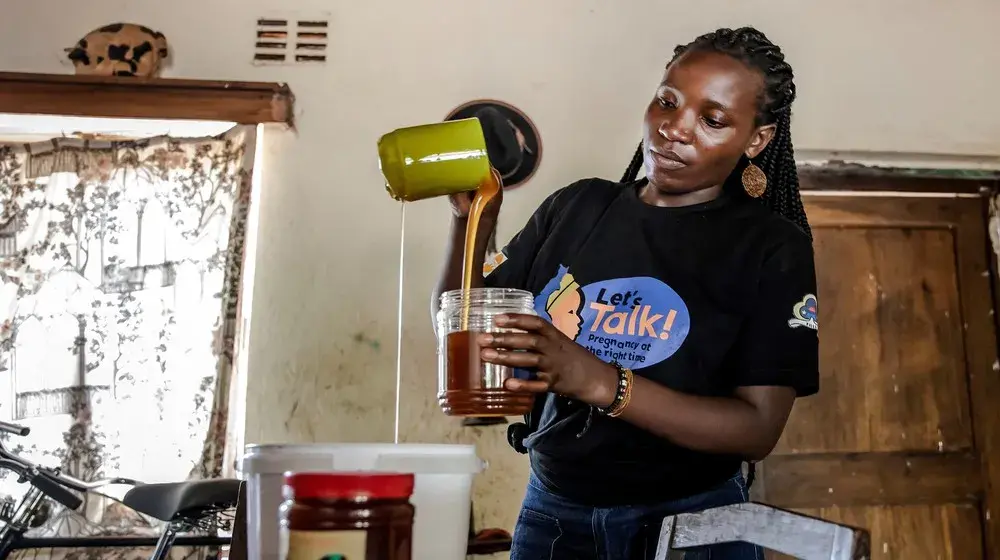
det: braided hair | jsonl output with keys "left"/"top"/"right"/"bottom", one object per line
{"left": 621, "top": 26, "right": 811, "bottom": 239}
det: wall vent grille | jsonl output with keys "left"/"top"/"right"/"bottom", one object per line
{"left": 253, "top": 16, "right": 329, "bottom": 65}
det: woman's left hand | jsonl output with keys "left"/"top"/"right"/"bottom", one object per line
{"left": 478, "top": 313, "right": 617, "bottom": 406}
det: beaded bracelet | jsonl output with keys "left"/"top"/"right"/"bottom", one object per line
{"left": 598, "top": 361, "right": 634, "bottom": 418}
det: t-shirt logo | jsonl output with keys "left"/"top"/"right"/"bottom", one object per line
{"left": 536, "top": 265, "right": 691, "bottom": 370}
{"left": 787, "top": 294, "right": 818, "bottom": 330}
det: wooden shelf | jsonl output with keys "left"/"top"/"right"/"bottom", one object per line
{"left": 0, "top": 72, "right": 294, "bottom": 125}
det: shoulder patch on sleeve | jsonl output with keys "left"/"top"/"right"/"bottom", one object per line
{"left": 483, "top": 251, "right": 508, "bottom": 277}
{"left": 788, "top": 293, "right": 818, "bottom": 330}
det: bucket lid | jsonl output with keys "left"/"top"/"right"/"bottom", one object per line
{"left": 239, "top": 443, "right": 485, "bottom": 476}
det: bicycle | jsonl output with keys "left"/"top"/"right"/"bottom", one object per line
{"left": 0, "top": 419, "right": 242, "bottom": 560}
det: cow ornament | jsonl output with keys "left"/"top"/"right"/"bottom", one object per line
{"left": 66, "top": 23, "right": 169, "bottom": 78}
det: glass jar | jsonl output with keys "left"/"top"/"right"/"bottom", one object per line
{"left": 279, "top": 472, "right": 415, "bottom": 560}
{"left": 436, "top": 287, "right": 537, "bottom": 417}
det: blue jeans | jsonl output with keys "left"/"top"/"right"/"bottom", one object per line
{"left": 511, "top": 471, "right": 763, "bottom": 560}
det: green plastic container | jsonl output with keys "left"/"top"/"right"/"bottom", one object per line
{"left": 377, "top": 118, "right": 492, "bottom": 202}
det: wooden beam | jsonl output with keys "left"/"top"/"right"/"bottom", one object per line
{"left": 799, "top": 168, "right": 995, "bottom": 194}
{"left": 0, "top": 72, "right": 294, "bottom": 125}
{"left": 804, "top": 194, "right": 980, "bottom": 228}
{"left": 762, "top": 452, "right": 983, "bottom": 508}
{"left": 950, "top": 192, "right": 1000, "bottom": 558}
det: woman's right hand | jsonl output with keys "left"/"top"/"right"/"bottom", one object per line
{"left": 449, "top": 168, "right": 503, "bottom": 225}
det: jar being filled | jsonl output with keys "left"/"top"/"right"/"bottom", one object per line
{"left": 280, "top": 472, "right": 415, "bottom": 560}
{"left": 436, "top": 287, "right": 537, "bottom": 417}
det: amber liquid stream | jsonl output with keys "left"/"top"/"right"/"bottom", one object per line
{"left": 460, "top": 171, "right": 501, "bottom": 328}
{"left": 440, "top": 172, "right": 533, "bottom": 417}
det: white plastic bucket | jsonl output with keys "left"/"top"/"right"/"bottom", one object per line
{"left": 238, "top": 443, "right": 484, "bottom": 560}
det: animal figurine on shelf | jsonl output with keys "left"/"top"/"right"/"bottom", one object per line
{"left": 65, "top": 23, "right": 169, "bottom": 78}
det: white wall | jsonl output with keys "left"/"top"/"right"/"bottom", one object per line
{"left": 3, "top": 0, "right": 998, "bottom": 540}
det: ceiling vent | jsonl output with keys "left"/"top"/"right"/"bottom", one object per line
{"left": 253, "top": 16, "right": 329, "bottom": 65}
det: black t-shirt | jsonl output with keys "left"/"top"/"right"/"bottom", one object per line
{"left": 484, "top": 178, "right": 819, "bottom": 507}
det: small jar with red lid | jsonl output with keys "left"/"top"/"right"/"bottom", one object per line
{"left": 279, "top": 472, "right": 415, "bottom": 560}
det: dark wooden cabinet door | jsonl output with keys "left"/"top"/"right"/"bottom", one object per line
{"left": 755, "top": 195, "right": 1000, "bottom": 560}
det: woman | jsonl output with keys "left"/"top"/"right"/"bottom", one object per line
{"left": 433, "top": 27, "right": 818, "bottom": 559}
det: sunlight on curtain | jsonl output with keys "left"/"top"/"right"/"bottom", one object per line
{"left": 0, "top": 129, "right": 255, "bottom": 559}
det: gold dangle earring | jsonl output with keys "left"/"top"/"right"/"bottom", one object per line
{"left": 741, "top": 157, "right": 767, "bottom": 198}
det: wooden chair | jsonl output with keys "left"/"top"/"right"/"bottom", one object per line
{"left": 654, "top": 503, "right": 870, "bottom": 560}
{"left": 466, "top": 502, "right": 513, "bottom": 555}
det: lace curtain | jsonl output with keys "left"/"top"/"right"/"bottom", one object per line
{"left": 0, "top": 127, "right": 255, "bottom": 559}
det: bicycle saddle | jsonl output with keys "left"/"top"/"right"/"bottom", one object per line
{"left": 122, "top": 479, "right": 242, "bottom": 522}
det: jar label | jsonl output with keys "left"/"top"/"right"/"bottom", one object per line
{"left": 284, "top": 529, "right": 366, "bottom": 560}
